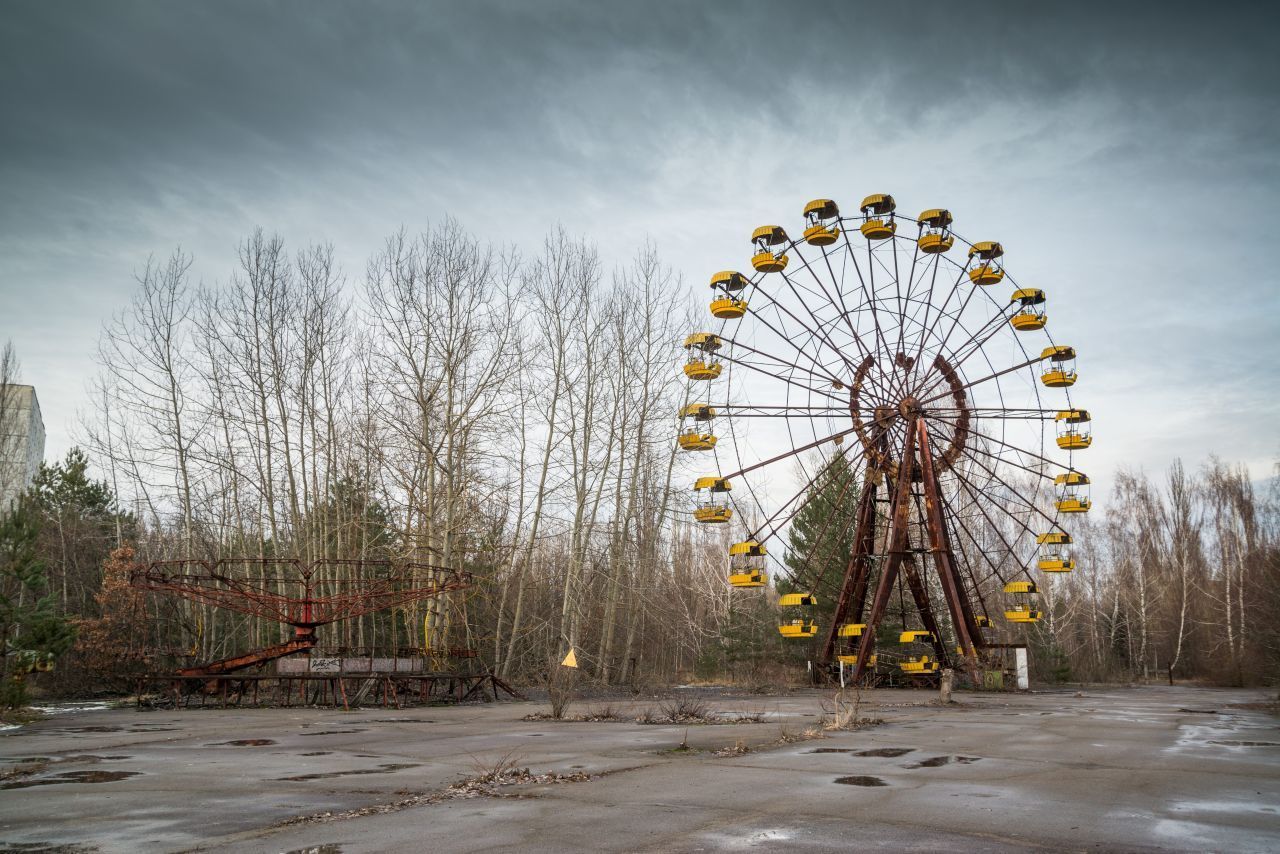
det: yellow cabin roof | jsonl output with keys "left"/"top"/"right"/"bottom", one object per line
{"left": 804, "top": 198, "right": 839, "bottom": 219}
{"left": 729, "top": 540, "right": 766, "bottom": 556}
{"left": 1037, "top": 531, "right": 1072, "bottom": 545}
{"left": 1041, "top": 344, "right": 1076, "bottom": 361}
{"left": 1004, "top": 580, "right": 1038, "bottom": 594}
{"left": 710, "top": 270, "right": 748, "bottom": 290}
{"left": 1055, "top": 471, "right": 1089, "bottom": 486}
{"left": 751, "top": 225, "right": 788, "bottom": 245}
{"left": 1011, "top": 288, "right": 1045, "bottom": 304}
{"left": 860, "top": 193, "right": 896, "bottom": 214}
{"left": 899, "top": 630, "right": 935, "bottom": 643}
{"left": 917, "top": 208, "right": 952, "bottom": 227}
{"left": 969, "top": 240, "right": 1004, "bottom": 259}
{"left": 779, "top": 592, "right": 816, "bottom": 607}
{"left": 1055, "top": 408, "right": 1090, "bottom": 422}
{"left": 680, "top": 403, "right": 716, "bottom": 419}
{"left": 693, "top": 476, "right": 731, "bottom": 492}
{"left": 683, "top": 332, "right": 722, "bottom": 350}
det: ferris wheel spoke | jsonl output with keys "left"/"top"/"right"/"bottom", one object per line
{"left": 942, "top": 463, "right": 1038, "bottom": 587}
{"left": 743, "top": 289, "right": 860, "bottom": 382}
{"left": 789, "top": 242, "right": 878, "bottom": 365}
{"left": 720, "top": 336, "right": 848, "bottom": 390}
{"left": 747, "top": 275, "right": 857, "bottom": 374}
{"left": 746, "top": 451, "right": 849, "bottom": 545}
{"left": 917, "top": 353, "right": 1045, "bottom": 407}
{"left": 926, "top": 411, "right": 1073, "bottom": 472}
{"left": 715, "top": 348, "right": 850, "bottom": 405}
{"left": 837, "top": 229, "right": 904, "bottom": 396}
{"left": 904, "top": 259, "right": 970, "bottom": 385}
{"left": 714, "top": 404, "right": 851, "bottom": 418}
{"left": 949, "top": 443, "right": 1063, "bottom": 532}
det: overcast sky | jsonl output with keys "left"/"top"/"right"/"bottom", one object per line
{"left": 2, "top": 1, "right": 1278, "bottom": 495}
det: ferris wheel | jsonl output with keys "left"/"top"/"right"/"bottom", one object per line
{"left": 679, "top": 194, "right": 1092, "bottom": 680}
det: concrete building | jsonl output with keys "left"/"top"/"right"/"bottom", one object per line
{"left": 1, "top": 384, "right": 45, "bottom": 512}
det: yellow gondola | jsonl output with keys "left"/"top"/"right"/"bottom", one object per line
{"left": 683, "top": 332, "right": 723, "bottom": 380}
{"left": 1037, "top": 531, "right": 1075, "bottom": 572}
{"left": 968, "top": 241, "right": 1005, "bottom": 285}
{"left": 751, "top": 225, "right": 790, "bottom": 273}
{"left": 778, "top": 619, "right": 818, "bottom": 638}
{"left": 802, "top": 198, "right": 841, "bottom": 246}
{"left": 974, "top": 614, "right": 992, "bottom": 628}
{"left": 708, "top": 270, "right": 749, "bottom": 319}
{"left": 728, "top": 540, "right": 767, "bottom": 587}
{"left": 1055, "top": 471, "right": 1091, "bottom": 513}
{"left": 837, "top": 653, "right": 877, "bottom": 667}
{"left": 917, "top": 208, "right": 954, "bottom": 253}
{"left": 901, "top": 655, "right": 940, "bottom": 674}
{"left": 898, "top": 630, "right": 939, "bottom": 674}
{"left": 677, "top": 402, "right": 717, "bottom": 452}
{"left": 692, "top": 476, "right": 732, "bottom": 523}
{"left": 837, "top": 623, "right": 865, "bottom": 637}
{"left": 1003, "top": 579, "right": 1043, "bottom": 623}
{"left": 1056, "top": 408, "right": 1092, "bottom": 449}
{"left": 1010, "top": 288, "right": 1047, "bottom": 331}
{"left": 859, "top": 193, "right": 897, "bottom": 240}
{"left": 1040, "top": 345, "right": 1077, "bottom": 387}
{"left": 779, "top": 592, "right": 817, "bottom": 607}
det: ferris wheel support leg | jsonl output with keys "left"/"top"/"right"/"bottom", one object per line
{"left": 916, "top": 419, "right": 984, "bottom": 680}
{"left": 849, "top": 427, "right": 918, "bottom": 681}
{"left": 901, "top": 554, "right": 951, "bottom": 667}
{"left": 817, "top": 481, "right": 878, "bottom": 667}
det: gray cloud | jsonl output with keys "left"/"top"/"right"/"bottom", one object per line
{"left": 2, "top": 1, "right": 1278, "bottom": 488}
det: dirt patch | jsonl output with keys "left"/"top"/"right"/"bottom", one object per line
{"left": 300, "top": 752, "right": 332, "bottom": 756}
{"left": 278, "top": 765, "right": 593, "bottom": 825}
{"left": 834, "top": 775, "right": 889, "bottom": 786}
{"left": 209, "top": 739, "right": 277, "bottom": 747}
{"left": 806, "top": 748, "right": 852, "bottom": 754}
{"left": 2, "top": 770, "right": 141, "bottom": 790}
{"left": 298, "top": 730, "right": 364, "bottom": 737}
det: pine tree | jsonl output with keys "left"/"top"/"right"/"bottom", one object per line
{"left": 783, "top": 454, "right": 862, "bottom": 627}
{"left": 0, "top": 496, "right": 77, "bottom": 708}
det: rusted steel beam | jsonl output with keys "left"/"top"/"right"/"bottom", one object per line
{"left": 850, "top": 422, "right": 917, "bottom": 681}
{"left": 916, "top": 419, "right": 983, "bottom": 676}
{"left": 817, "top": 480, "right": 878, "bottom": 667}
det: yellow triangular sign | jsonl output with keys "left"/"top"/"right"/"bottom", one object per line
{"left": 560, "top": 648, "right": 579, "bottom": 669}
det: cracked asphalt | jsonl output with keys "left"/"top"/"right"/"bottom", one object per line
{"left": 1, "top": 685, "right": 1277, "bottom": 853}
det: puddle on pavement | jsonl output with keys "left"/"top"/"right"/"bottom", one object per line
{"left": 277, "top": 763, "right": 419, "bottom": 781}
{"left": 284, "top": 846, "right": 343, "bottom": 854}
{"left": 1177, "top": 708, "right": 1219, "bottom": 714}
{"left": 2, "top": 770, "right": 141, "bottom": 789}
{"left": 55, "top": 726, "right": 122, "bottom": 733}
{"left": 298, "top": 730, "right": 365, "bottom": 737}
{"left": 366, "top": 719, "right": 435, "bottom": 724}
{"left": 856, "top": 748, "right": 914, "bottom": 757}
{"left": 906, "top": 755, "right": 981, "bottom": 768}
{"left": 300, "top": 751, "right": 332, "bottom": 756}
{"left": 209, "top": 739, "right": 277, "bottom": 747}
{"left": 806, "top": 748, "right": 852, "bottom": 753}
{"left": 0, "top": 843, "right": 97, "bottom": 853}
{"left": 834, "top": 775, "right": 888, "bottom": 786}
{"left": 1209, "top": 740, "right": 1280, "bottom": 747}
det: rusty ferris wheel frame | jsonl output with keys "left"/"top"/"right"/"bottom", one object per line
{"left": 680, "top": 195, "right": 1092, "bottom": 682}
